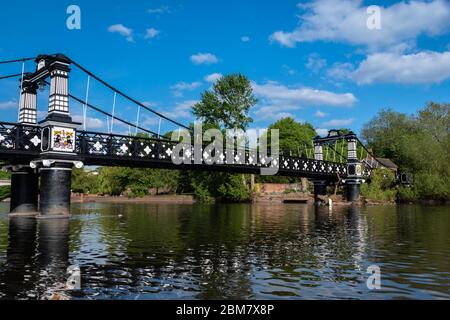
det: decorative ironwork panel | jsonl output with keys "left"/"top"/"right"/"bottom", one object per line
{"left": 0, "top": 122, "right": 41, "bottom": 152}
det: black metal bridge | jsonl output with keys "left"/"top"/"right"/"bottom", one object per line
{"left": 0, "top": 121, "right": 350, "bottom": 179}
{"left": 0, "top": 54, "right": 381, "bottom": 218}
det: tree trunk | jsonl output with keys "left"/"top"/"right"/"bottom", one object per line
{"left": 301, "top": 178, "right": 308, "bottom": 192}
{"left": 250, "top": 174, "right": 255, "bottom": 192}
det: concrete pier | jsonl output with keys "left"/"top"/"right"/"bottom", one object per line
{"left": 346, "top": 180, "right": 361, "bottom": 202}
{"left": 313, "top": 180, "right": 327, "bottom": 204}
{"left": 39, "top": 162, "right": 73, "bottom": 218}
{"left": 9, "top": 166, "right": 39, "bottom": 216}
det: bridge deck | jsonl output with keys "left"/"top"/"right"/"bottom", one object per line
{"left": 0, "top": 122, "right": 348, "bottom": 181}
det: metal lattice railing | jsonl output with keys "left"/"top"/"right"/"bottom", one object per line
{"left": 0, "top": 122, "right": 350, "bottom": 179}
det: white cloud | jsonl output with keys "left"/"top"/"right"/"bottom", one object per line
{"left": 352, "top": 50, "right": 450, "bottom": 84}
{"left": 270, "top": 0, "right": 450, "bottom": 51}
{"left": 241, "top": 36, "right": 251, "bottom": 42}
{"left": 323, "top": 118, "right": 355, "bottom": 127}
{"left": 163, "top": 100, "right": 198, "bottom": 119}
{"left": 141, "top": 116, "right": 160, "bottom": 127}
{"left": 254, "top": 106, "right": 296, "bottom": 121}
{"left": 204, "top": 73, "right": 223, "bottom": 83}
{"left": 252, "top": 81, "right": 357, "bottom": 107}
{"left": 72, "top": 115, "right": 105, "bottom": 130}
{"left": 306, "top": 54, "right": 327, "bottom": 73}
{"left": 141, "top": 101, "right": 158, "bottom": 108}
{"left": 145, "top": 28, "right": 161, "bottom": 40}
{"left": 326, "top": 62, "right": 355, "bottom": 80}
{"left": 252, "top": 81, "right": 356, "bottom": 121}
{"left": 108, "top": 24, "right": 134, "bottom": 42}
{"left": 171, "top": 81, "right": 202, "bottom": 97}
{"left": 0, "top": 100, "right": 17, "bottom": 110}
{"left": 316, "top": 128, "right": 329, "bottom": 136}
{"left": 315, "top": 110, "right": 327, "bottom": 118}
{"left": 147, "top": 6, "right": 171, "bottom": 15}
{"left": 282, "top": 65, "right": 297, "bottom": 75}
{"left": 190, "top": 53, "right": 219, "bottom": 65}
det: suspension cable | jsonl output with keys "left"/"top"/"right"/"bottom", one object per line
{"left": 41, "top": 78, "right": 159, "bottom": 137}
{"left": 157, "top": 117, "right": 162, "bottom": 139}
{"left": 17, "top": 62, "right": 25, "bottom": 122}
{"left": 69, "top": 58, "right": 191, "bottom": 131}
{"left": 0, "top": 57, "right": 35, "bottom": 65}
{"left": 68, "top": 92, "right": 161, "bottom": 137}
{"left": 327, "top": 143, "right": 346, "bottom": 163}
{"left": 0, "top": 73, "right": 23, "bottom": 81}
{"left": 135, "top": 106, "right": 141, "bottom": 136}
{"left": 356, "top": 138, "right": 385, "bottom": 168}
{"left": 110, "top": 92, "right": 117, "bottom": 134}
{"left": 83, "top": 75, "right": 91, "bottom": 131}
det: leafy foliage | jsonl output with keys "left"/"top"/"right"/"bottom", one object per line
{"left": 362, "top": 103, "right": 450, "bottom": 200}
{"left": 192, "top": 74, "right": 256, "bottom": 130}
{"left": 189, "top": 172, "right": 250, "bottom": 203}
{"left": 266, "top": 117, "right": 317, "bottom": 156}
{"left": 361, "top": 168, "right": 397, "bottom": 202}
{"left": 72, "top": 168, "right": 100, "bottom": 194}
{"left": 0, "top": 186, "right": 10, "bottom": 201}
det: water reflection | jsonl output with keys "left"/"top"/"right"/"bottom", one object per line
{"left": 2, "top": 218, "right": 37, "bottom": 299}
{"left": 0, "top": 218, "right": 70, "bottom": 299}
{"left": 0, "top": 203, "right": 448, "bottom": 300}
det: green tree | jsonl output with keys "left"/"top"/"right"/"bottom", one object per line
{"left": 362, "top": 103, "right": 450, "bottom": 200}
{"left": 0, "top": 162, "right": 10, "bottom": 179}
{"left": 72, "top": 168, "right": 100, "bottom": 194}
{"left": 0, "top": 186, "right": 10, "bottom": 201}
{"left": 127, "top": 168, "right": 180, "bottom": 197}
{"left": 192, "top": 73, "right": 256, "bottom": 130}
{"left": 361, "top": 108, "right": 415, "bottom": 161}
{"left": 266, "top": 117, "right": 317, "bottom": 156}
{"left": 361, "top": 168, "right": 397, "bottom": 202}
{"left": 190, "top": 74, "right": 257, "bottom": 202}
{"left": 258, "top": 117, "right": 317, "bottom": 185}
{"left": 98, "top": 167, "right": 132, "bottom": 196}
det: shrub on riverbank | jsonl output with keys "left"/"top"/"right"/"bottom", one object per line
{"left": 188, "top": 172, "right": 251, "bottom": 203}
{"left": 361, "top": 168, "right": 397, "bottom": 202}
{"left": 362, "top": 103, "right": 449, "bottom": 201}
{"left": 0, "top": 186, "right": 10, "bottom": 201}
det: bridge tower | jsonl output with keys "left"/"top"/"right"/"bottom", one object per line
{"left": 345, "top": 133, "right": 362, "bottom": 202}
{"left": 312, "top": 141, "right": 327, "bottom": 203}
{"left": 7, "top": 76, "right": 40, "bottom": 216}
{"left": 32, "top": 54, "right": 82, "bottom": 218}
{"left": 5, "top": 54, "right": 82, "bottom": 218}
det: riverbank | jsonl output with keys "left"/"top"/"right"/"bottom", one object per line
{"left": 71, "top": 194, "right": 196, "bottom": 204}
{"left": 3, "top": 192, "right": 446, "bottom": 206}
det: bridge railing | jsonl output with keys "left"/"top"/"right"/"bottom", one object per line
{"left": 0, "top": 121, "right": 348, "bottom": 178}
{"left": 75, "top": 130, "right": 348, "bottom": 177}
{"left": 0, "top": 122, "right": 42, "bottom": 155}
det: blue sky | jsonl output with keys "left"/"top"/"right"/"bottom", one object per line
{"left": 0, "top": 0, "right": 449, "bottom": 136}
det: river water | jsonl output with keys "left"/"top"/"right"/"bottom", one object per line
{"left": 0, "top": 202, "right": 448, "bottom": 300}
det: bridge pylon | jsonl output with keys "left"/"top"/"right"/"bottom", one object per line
{"left": 312, "top": 141, "right": 328, "bottom": 203}
{"left": 3, "top": 164, "right": 39, "bottom": 216}
{"left": 6, "top": 54, "right": 83, "bottom": 218}
{"left": 34, "top": 54, "right": 82, "bottom": 218}
{"left": 345, "top": 133, "right": 362, "bottom": 202}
